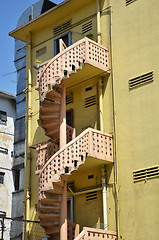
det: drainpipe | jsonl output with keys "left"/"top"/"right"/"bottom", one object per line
{"left": 98, "top": 78, "right": 104, "bottom": 132}
{"left": 96, "top": 0, "right": 104, "bottom": 132}
{"left": 96, "top": 0, "right": 101, "bottom": 44}
{"left": 101, "top": 165, "right": 108, "bottom": 230}
{"left": 24, "top": 31, "right": 32, "bottom": 240}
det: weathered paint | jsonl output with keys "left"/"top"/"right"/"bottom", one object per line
{"left": 0, "top": 92, "right": 15, "bottom": 240}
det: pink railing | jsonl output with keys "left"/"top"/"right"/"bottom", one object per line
{"left": 36, "top": 141, "right": 59, "bottom": 173}
{"left": 38, "top": 128, "right": 113, "bottom": 198}
{"left": 36, "top": 125, "right": 75, "bottom": 173}
{"left": 74, "top": 227, "right": 117, "bottom": 240}
{"left": 67, "top": 219, "right": 79, "bottom": 240}
{"left": 36, "top": 37, "right": 109, "bottom": 101}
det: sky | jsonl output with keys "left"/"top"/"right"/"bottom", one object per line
{"left": 0, "top": 0, "right": 62, "bottom": 95}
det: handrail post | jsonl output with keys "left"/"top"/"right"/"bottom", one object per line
{"left": 85, "top": 37, "right": 89, "bottom": 63}
{"left": 60, "top": 80, "right": 67, "bottom": 148}
{"left": 60, "top": 179, "right": 67, "bottom": 240}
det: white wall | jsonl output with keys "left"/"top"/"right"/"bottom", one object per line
{"left": 0, "top": 95, "right": 15, "bottom": 239}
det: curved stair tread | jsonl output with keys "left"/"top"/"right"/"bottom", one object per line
{"left": 46, "top": 89, "right": 62, "bottom": 99}
{"left": 40, "top": 105, "right": 60, "bottom": 113}
{"left": 42, "top": 121, "right": 60, "bottom": 130}
{"left": 46, "top": 128, "right": 59, "bottom": 139}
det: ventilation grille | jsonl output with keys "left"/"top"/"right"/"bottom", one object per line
{"left": 126, "top": 0, "right": 137, "bottom": 6}
{"left": 129, "top": 71, "right": 153, "bottom": 89}
{"left": 86, "top": 191, "right": 97, "bottom": 201}
{"left": 82, "top": 21, "right": 93, "bottom": 34}
{"left": 133, "top": 166, "right": 159, "bottom": 182}
{"left": 85, "top": 95, "right": 96, "bottom": 108}
{"left": 54, "top": 20, "right": 72, "bottom": 35}
{"left": 66, "top": 92, "right": 73, "bottom": 105}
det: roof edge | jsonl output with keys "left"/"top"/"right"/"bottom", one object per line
{"left": 9, "top": 0, "right": 70, "bottom": 38}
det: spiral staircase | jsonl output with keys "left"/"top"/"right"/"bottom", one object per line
{"left": 35, "top": 37, "right": 115, "bottom": 240}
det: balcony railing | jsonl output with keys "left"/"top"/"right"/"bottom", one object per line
{"left": 38, "top": 128, "right": 113, "bottom": 198}
{"left": 36, "top": 125, "right": 75, "bottom": 173}
{"left": 36, "top": 37, "right": 109, "bottom": 101}
{"left": 74, "top": 227, "right": 117, "bottom": 240}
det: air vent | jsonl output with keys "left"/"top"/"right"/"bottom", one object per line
{"left": 85, "top": 95, "right": 96, "bottom": 108}
{"left": 129, "top": 71, "right": 153, "bottom": 89}
{"left": 86, "top": 191, "right": 97, "bottom": 201}
{"left": 54, "top": 20, "right": 72, "bottom": 35}
{"left": 66, "top": 92, "right": 73, "bottom": 105}
{"left": 126, "top": 0, "right": 137, "bottom": 6}
{"left": 133, "top": 166, "right": 159, "bottom": 182}
{"left": 82, "top": 21, "right": 93, "bottom": 34}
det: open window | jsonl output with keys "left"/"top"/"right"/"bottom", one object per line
{"left": 67, "top": 196, "right": 74, "bottom": 222}
{"left": 54, "top": 31, "right": 71, "bottom": 56}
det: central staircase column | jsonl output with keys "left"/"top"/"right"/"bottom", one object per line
{"left": 60, "top": 179, "right": 67, "bottom": 240}
{"left": 60, "top": 80, "right": 67, "bottom": 240}
{"left": 60, "top": 79, "right": 66, "bottom": 148}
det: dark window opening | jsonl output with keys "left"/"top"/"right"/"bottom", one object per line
{"left": 14, "top": 169, "right": 20, "bottom": 191}
{"left": 0, "top": 172, "right": 5, "bottom": 184}
{"left": 54, "top": 32, "right": 71, "bottom": 56}
{"left": 88, "top": 174, "right": 94, "bottom": 179}
{"left": 29, "top": 15, "right": 32, "bottom": 21}
{"left": 66, "top": 109, "right": 74, "bottom": 127}
{"left": 0, "top": 111, "right": 7, "bottom": 123}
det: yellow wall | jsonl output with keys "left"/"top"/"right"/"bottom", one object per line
{"left": 112, "top": 0, "right": 159, "bottom": 239}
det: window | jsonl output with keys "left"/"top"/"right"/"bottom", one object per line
{"left": 0, "top": 111, "right": 7, "bottom": 123}
{"left": 14, "top": 169, "right": 20, "bottom": 191}
{"left": 67, "top": 197, "right": 74, "bottom": 221}
{"left": 66, "top": 109, "right": 73, "bottom": 127}
{"left": 36, "top": 47, "right": 46, "bottom": 57}
{"left": 14, "top": 168, "right": 24, "bottom": 191}
{"left": 54, "top": 32, "right": 71, "bottom": 56}
{"left": 0, "top": 172, "right": 5, "bottom": 184}
{"left": 0, "top": 147, "right": 8, "bottom": 154}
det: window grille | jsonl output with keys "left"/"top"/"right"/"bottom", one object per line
{"left": 129, "top": 71, "right": 153, "bottom": 89}
{"left": 133, "top": 166, "right": 159, "bottom": 182}
{"left": 86, "top": 191, "right": 97, "bottom": 201}
{"left": 54, "top": 20, "right": 72, "bottom": 35}
{"left": 66, "top": 92, "right": 73, "bottom": 105}
{"left": 126, "top": 0, "right": 137, "bottom": 6}
{"left": 82, "top": 21, "right": 93, "bottom": 34}
{"left": 85, "top": 95, "right": 96, "bottom": 108}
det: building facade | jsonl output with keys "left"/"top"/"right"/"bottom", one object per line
{"left": 10, "top": 0, "right": 159, "bottom": 239}
{"left": 0, "top": 91, "right": 16, "bottom": 239}
{"left": 11, "top": 1, "right": 57, "bottom": 240}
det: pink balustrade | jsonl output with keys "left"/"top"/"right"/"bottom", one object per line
{"left": 36, "top": 125, "right": 75, "bottom": 174}
{"left": 36, "top": 37, "right": 109, "bottom": 101}
{"left": 38, "top": 128, "right": 113, "bottom": 198}
{"left": 36, "top": 141, "right": 59, "bottom": 173}
{"left": 74, "top": 227, "right": 117, "bottom": 240}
